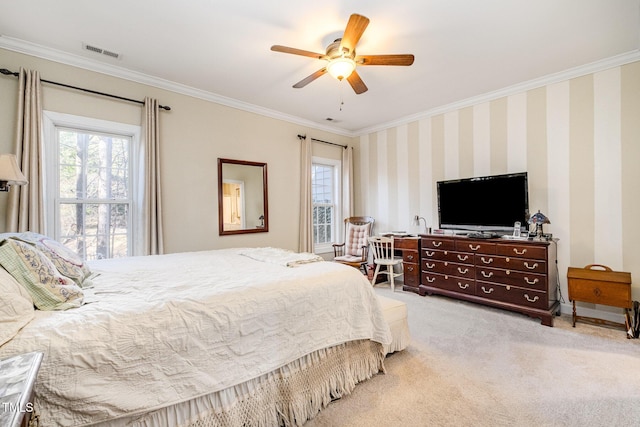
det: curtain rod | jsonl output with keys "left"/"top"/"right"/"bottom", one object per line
{"left": 297, "top": 134, "right": 347, "bottom": 149}
{"left": 0, "top": 68, "right": 171, "bottom": 111}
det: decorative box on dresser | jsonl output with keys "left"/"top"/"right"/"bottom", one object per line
{"left": 419, "top": 235, "right": 559, "bottom": 326}
{"left": 393, "top": 236, "right": 421, "bottom": 293}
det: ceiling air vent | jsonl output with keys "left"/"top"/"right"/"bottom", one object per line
{"left": 83, "top": 43, "right": 121, "bottom": 60}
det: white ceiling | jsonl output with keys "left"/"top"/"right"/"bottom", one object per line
{"left": 1, "top": 0, "right": 638, "bottom": 135}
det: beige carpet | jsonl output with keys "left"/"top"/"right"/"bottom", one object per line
{"left": 306, "top": 283, "right": 640, "bottom": 427}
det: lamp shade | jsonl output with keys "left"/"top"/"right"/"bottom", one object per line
{"left": 528, "top": 210, "right": 550, "bottom": 225}
{"left": 0, "top": 154, "right": 28, "bottom": 185}
{"left": 327, "top": 57, "right": 356, "bottom": 80}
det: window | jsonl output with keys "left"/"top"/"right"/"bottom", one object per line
{"left": 44, "top": 112, "right": 141, "bottom": 260}
{"left": 312, "top": 157, "right": 341, "bottom": 253}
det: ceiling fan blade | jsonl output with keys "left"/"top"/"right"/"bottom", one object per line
{"left": 340, "top": 14, "right": 370, "bottom": 54}
{"left": 293, "top": 68, "right": 328, "bottom": 88}
{"left": 357, "top": 54, "right": 415, "bottom": 66}
{"left": 346, "top": 70, "right": 368, "bottom": 94}
{"left": 271, "top": 45, "right": 326, "bottom": 60}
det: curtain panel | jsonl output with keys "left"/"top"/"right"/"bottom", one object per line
{"left": 298, "top": 137, "right": 313, "bottom": 253}
{"left": 139, "top": 97, "right": 164, "bottom": 255}
{"left": 342, "top": 146, "right": 353, "bottom": 220}
{"left": 6, "top": 68, "right": 45, "bottom": 233}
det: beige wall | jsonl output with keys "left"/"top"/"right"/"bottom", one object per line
{"left": 355, "top": 61, "right": 640, "bottom": 318}
{"left": 0, "top": 48, "right": 352, "bottom": 253}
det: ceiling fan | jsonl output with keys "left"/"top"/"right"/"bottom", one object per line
{"left": 271, "top": 13, "right": 414, "bottom": 94}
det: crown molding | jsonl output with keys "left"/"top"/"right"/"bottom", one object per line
{"left": 354, "top": 50, "right": 640, "bottom": 136}
{"left": 0, "top": 36, "right": 355, "bottom": 138}
{"left": 2, "top": 36, "right": 637, "bottom": 139}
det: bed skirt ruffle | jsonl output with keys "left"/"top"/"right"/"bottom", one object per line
{"left": 93, "top": 339, "right": 385, "bottom": 427}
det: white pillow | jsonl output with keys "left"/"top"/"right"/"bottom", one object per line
{"left": 0, "top": 266, "right": 35, "bottom": 346}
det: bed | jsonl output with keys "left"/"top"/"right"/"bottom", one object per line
{"left": 0, "top": 233, "right": 400, "bottom": 427}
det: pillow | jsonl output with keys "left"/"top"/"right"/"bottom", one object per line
{"left": 0, "top": 239, "right": 84, "bottom": 311}
{"left": 0, "top": 266, "right": 35, "bottom": 346}
{"left": 9, "top": 232, "right": 92, "bottom": 287}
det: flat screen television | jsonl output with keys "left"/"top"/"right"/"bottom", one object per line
{"left": 437, "top": 172, "right": 529, "bottom": 233}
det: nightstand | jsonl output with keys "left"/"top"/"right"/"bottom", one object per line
{"left": 0, "top": 351, "right": 43, "bottom": 427}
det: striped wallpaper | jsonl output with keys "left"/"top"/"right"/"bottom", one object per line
{"left": 356, "top": 61, "right": 640, "bottom": 318}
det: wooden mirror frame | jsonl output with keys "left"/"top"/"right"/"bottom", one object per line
{"left": 218, "top": 158, "right": 269, "bottom": 235}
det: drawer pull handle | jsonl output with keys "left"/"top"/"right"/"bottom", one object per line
{"left": 524, "top": 277, "right": 539, "bottom": 285}
{"left": 426, "top": 263, "right": 435, "bottom": 269}
{"left": 481, "top": 257, "right": 493, "bottom": 264}
{"left": 425, "top": 250, "right": 435, "bottom": 257}
{"left": 481, "top": 271, "right": 493, "bottom": 278}
{"left": 457, "top": 255, "right": 469, "bottom": 261}
{"left": 426, "top": 277, "right": 435, "bottom": 283}
{"left": 458, "top": 267, "right": 469, "bottom": 274}
{"left": 432, "top": 241, "right": 443, "bottom": 247}
{"left": 407, "top": 254, "right": 414, "bottom": 261}
{"left": 524, "top": 262, "right": 538, "bottom": 270}
{"left": 513, "top": 248, "right": 527, "bottom": 255}
{"left": 458, "top": 282, "right": 469, "bottom": 290}
{"left": 524, "top": 294, "right": 539, "bottom": 303}
{"left": 469, "top": 244, "right": 481, "bottom": 251}
{"left": 407, "top": 266, "right": 414, "bottom": 272}
{"left": 481, "top": 286, "right": 494, "bottom": 294}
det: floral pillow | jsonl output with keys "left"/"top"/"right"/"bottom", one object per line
{"left": 9, "top": 232, "right": 92, "bottom": 287}
{"left": 0, "top": 238, "right": 84, "bottom": 311}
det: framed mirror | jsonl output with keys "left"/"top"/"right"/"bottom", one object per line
{"left": 218, "top": 158, "right": 268, "bottom": 235}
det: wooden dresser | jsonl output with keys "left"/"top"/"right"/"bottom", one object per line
{"left": 393, "top": 236, "right": 421, "bottom": 293}
{"left": 419, "top": 234, "right": 559, "bottom": 326}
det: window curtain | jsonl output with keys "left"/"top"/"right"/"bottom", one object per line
{"left": 341, "top": 146, "right": 353, "bottom": 220}
{"left": 298, "top": 137, "right": 313, "bottom": 253}
{"left": 6, "top": 68, "right": 45, "bottom": 233}
{"left": 139, "top": 97, "right": 164, "bottom": 255}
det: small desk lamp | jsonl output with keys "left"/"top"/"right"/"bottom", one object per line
{"left": 0, "top": 154, "right": 28, "bottom": 192}
{"left": 528, "top": 210, "right": 550, "bottom": 239}
{"left": 413, "top": 215, "right": 429, "bottom": 234}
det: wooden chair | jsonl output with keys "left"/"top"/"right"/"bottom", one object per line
{"left": 332, "top": 216, "right": 375, "bottom": 274}
{"left": 368, "top": 236, "right": 403, "bottom": 291}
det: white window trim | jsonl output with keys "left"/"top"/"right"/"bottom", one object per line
{"left": 42, "top": 110, "right": 141, "bottom": 256}
{"left": 312, "top": 156, "right": 342, "bottom": 254}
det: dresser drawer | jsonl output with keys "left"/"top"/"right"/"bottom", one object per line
{"left": 496, "top": 244, "right": 547, "bottom": 260}
{"left": 395, "top": 237, "right": 419, "bottom": 250}
{"left": 403, "top": 263, "right": 420, "bottom": 287}
{"left": 441, "top": 261, "right": 474, "bottom": 279}
{"left": 455, "top": 240, "right": 496, "bottom": 254}
{"left": 403, "top": 250, "right": 419, "bottom": 263}
{"left": 476, "top": 282, "right": 548, "bottom": 310}
{"left": 474, "top": 254, "right": 546, "bottom": 274}
{"left": 476, "top": 267, "right": 547, "bottom": 291}
{"left": 422, "top": 272, "right": 475, "bottom": 295}
{"left": 422, "top": 237, "right": 455, "bottom": 251}
{"left": 422, "top": 259, "right": 447, "bottom": 272}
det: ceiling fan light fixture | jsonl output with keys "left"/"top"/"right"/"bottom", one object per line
{"left": 327, "top": 57, "right": 356, "bottom": 81}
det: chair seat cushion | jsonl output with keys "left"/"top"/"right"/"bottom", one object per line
{"left": 335, "top": 255, "right": 364, "bottom": 263}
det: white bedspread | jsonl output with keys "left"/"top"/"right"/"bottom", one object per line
{"left": 0, "top": 248, "right": 391, "bottom": 426}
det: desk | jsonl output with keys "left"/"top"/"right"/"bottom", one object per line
{"left": 393, "top": 236, "right": 421, "bottom": 293}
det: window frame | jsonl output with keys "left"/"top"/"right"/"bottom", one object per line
{"left": 311, "top": 156, "right": 342, "bottom": 254}
{"left": 43, "top": 111, "right": 141, "bottom": 258}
